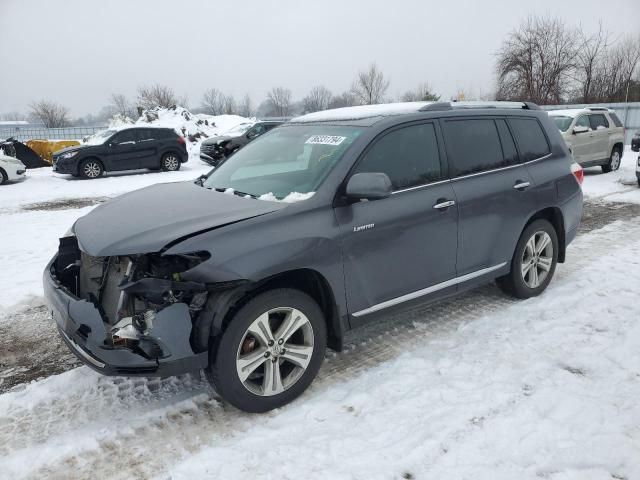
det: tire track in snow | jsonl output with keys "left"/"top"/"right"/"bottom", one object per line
{"left": 1, "top": 206, "right": 640, "bottom": 479}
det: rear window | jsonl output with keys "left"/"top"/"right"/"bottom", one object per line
{"left": 508, "top": 118, "right": 550, "bottom": 162}
{"left": 442, "top": 119, "right": 506, "bottom": 177}
{"left": 608, "top": 112, "right": 623, "bottom": 128}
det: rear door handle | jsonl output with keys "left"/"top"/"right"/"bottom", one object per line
{"left": 433, "top": 200, "right": 456, "bottom": 210}
{"left": 513, "top": 181, "right": 530, "bottom": 190}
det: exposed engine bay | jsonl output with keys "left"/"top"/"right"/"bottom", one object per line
{"left": 54, "top": 235, "right": 212, "bottom": 361}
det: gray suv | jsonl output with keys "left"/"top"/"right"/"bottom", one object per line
{"left": 548, "top": 107, "right": 625, "bottom": 173}
{"left": 44, "top": 101, "right": 583, "bottom": 412}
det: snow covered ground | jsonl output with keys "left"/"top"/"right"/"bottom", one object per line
{"left": 0, "top": 146, "right": 639, "bottom": 479}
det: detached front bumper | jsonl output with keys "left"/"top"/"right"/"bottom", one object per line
{"left": 43, "top": 256, "right": 208, "bottom": 377}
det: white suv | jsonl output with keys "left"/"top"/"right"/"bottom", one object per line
{"left": 548, "top": 108, "right": 625, "bottom": 173}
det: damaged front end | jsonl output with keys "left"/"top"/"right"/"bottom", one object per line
{"left": 46, "top": 235, "right": 222, "bottom": 375}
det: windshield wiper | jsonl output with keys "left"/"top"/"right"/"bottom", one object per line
{"left": 211, "top": 187, "right": 258, "bottom": 199}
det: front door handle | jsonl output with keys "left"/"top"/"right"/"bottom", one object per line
{"left": 513, "top": 181, "right": 530, "bottom": 190}
{"left": 433, "top": 199, "right": 456, "bottom": 210}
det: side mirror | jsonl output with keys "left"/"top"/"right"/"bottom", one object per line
{"left": 573, "top": 126, "right": 589, "bottom": 135}
{"left": 346, "top": 172, "right": 392, "bottom": 201}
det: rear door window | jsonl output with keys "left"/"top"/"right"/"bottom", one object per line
{"left": 496, "top": 119, "right": 519, "bottom": 165}
{"left": 442, "top": 119, "right": 505, "bottom": 177}
{"left": 589, "top": 114, "right": 609, "bottom": 130}
{"left": 508, "top": 118, "right": 550, "bottom": 162}
{"left": 353, "top": 123, "right": 441, "bottom": 190}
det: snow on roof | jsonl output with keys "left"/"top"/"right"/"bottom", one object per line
{"left": 292, "top": 102, "right": 432, "bottom": 123}
{"left": 547, "top": 108, "right": 612, "bottom": 118}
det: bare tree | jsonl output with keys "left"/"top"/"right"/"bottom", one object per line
{"left": 201, "top": 88, "right": 224, "bottom": 115}
{"left": 573, "top": 22, "right": 610, "bottom": 103}
{"left": 136, "top": 84, "right": 178, "bottom": 110}
{"left": 303, "top": 85, "right": 333, "bottom": 113}
{"left": 239, "top": 94, "right": 253, "bottom": 117}
{"left": 401, "top": 83, "right": 440, "bottom": 102}
{"left": 351, "top": 63, "right": 390, "bottom": 105}
{"left": 496, "top": 15, "right": 576, "bottom": 104}
{"left": 221, "top": 94, "right": 236, "bottom": 115}
{"left": 267, "top": 87, "right": 292, "bottom": 116}
{"left": 0, "top": 111, "right": 24, "bottom": 121}
{"left": 328, "top": 91, "right": 358, "bottom": 109}
{"left": 109, "top": 93, "right": 136, "bottom": 119}
{"left": 29, "top": 100, "right": 71, "bottom": 128}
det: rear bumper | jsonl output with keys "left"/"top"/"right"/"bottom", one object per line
{"left": 559, "top": 184, "right": 583, "bottom": 249}
{"left": 43, "top": 256, "right": 208, "bottom": 377}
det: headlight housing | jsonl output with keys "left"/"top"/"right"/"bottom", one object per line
{"left": 60, "top": 151, "right": 79, "bottom": 159}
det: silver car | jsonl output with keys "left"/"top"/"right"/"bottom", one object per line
{"left": 548, "top": 107, "right": 625, "bottom": 173}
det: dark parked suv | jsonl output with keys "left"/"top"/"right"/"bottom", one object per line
{"left": 52, "top": 127, "right": 188, "bottom": 178}
{"left": 44, "top": 101, "right": 583, "bottom": 412}
{"left": 200, "top": 121, "right": 283, "bottom": 166}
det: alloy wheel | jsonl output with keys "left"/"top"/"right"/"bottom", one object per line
{"left": 83, "top": 161, "right": 101, "bottom": 178}
{"left": 236, "top": 307, "right": 314, "bottom": 396}
{"left": 521, "top": 231, "right": 553, "bottom": 289}
{"left": 163, "top": 155, "right": 179, "bottom": 170}
{"left": 610, "top": 150, "right": 621, "bottom": 170}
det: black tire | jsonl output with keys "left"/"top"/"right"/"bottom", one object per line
{"left": 206, "top": 288, "right": 327, "bottom": 413}
{"left": 79, "top": 159, "right": 104, "bottom": 179}
{"left": 496, "top": 219, "right": 559, "bottom": 299}
{"left": 161, "top": 153, "right": 181, "bottom": 171}
{"left": 0, "top": 168, "right": 7, "bottom": 185}
{"left": 601, "top": 146, "right": 622, "bottom": 173}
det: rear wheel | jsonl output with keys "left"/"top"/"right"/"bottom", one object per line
{"left": 207, "top": 288, "right": 327, "bottom": 413}
{"left": 79, "top": 159, "right": 103, "bottom": 179}
{"left": 161, "top": 153, "right": 180, "bottom": 171}
{"left": 602, "top": 146, "right": 622, "bottom": 173}
{"left": 497, "top": 219, "right": 559, "bottom": 299}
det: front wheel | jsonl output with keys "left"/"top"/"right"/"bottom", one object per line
{"left": 207, "top": 289, "right": 327, "bottom": 413}
{"left": 161, "top": 153, "right": 181, "bottom": 171}
{"left": 79, "top": 159, "right": 104, "bottom": 179}
{"left": 497, "top": 219, "right": 559, "bottom": 299}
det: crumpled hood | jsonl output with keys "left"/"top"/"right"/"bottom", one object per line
{"left": 73, "top": 181, "right": 286, "bottom": 256}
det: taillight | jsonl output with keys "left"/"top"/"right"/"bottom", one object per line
{"left": 571, "top": 162, "right": 584, "bottom": 185}
{"left": 177, "top": 136, "right": 186, "bottom": 145}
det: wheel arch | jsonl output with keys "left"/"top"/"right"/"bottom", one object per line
{"left": 197, "top": 268, "right": 343, "bottom": 355}
{"left": 0, "top": 166, "right": 7, "bottom": 184}
{"left": 612, "top": 142, "right": 624, "bottom": 155}
{"left": 524, "top": 207, "right": 566, "bottom": 262}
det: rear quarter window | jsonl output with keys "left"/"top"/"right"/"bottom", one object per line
{"left": 608, "top": 112, "right": 623, "bottom": 128}
{"left": 507, "top": 118, "right": 550, "bottom": 162}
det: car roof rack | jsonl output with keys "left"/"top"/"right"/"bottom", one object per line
{"left": 419, "top": 101, "right": 541, "bottom": 112}
{"left": 586, "top": 107, "right": 610, "bottom": 112}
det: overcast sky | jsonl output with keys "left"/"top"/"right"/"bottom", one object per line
{"left": 1, "top": 0, "right": 639, "bottom": 118}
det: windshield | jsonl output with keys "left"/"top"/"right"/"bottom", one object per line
{"left": 203, "top": 125, "right": 363, "bottom": 201}
{"left": 552, "top": 116, "right": 573, "bottom": 132}
{"left": 84, "top": 129, "right": 117, "bottom": 145}
{"left": 223, "top": 122, "right": 254, "bottom": 137}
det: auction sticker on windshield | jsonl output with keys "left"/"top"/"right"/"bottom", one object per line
{"left": 305, "top": 135, "right": 346, "bottom": 145}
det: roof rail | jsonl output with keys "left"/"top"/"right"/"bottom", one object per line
{"left": 418, "top": 102, "right": 452, "bottom": 112}
{"left": 586, "top": 107, "right": 610, "bottom": 112}
{"left": 419, "top": 101, "right": 541, "bottom": 112}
